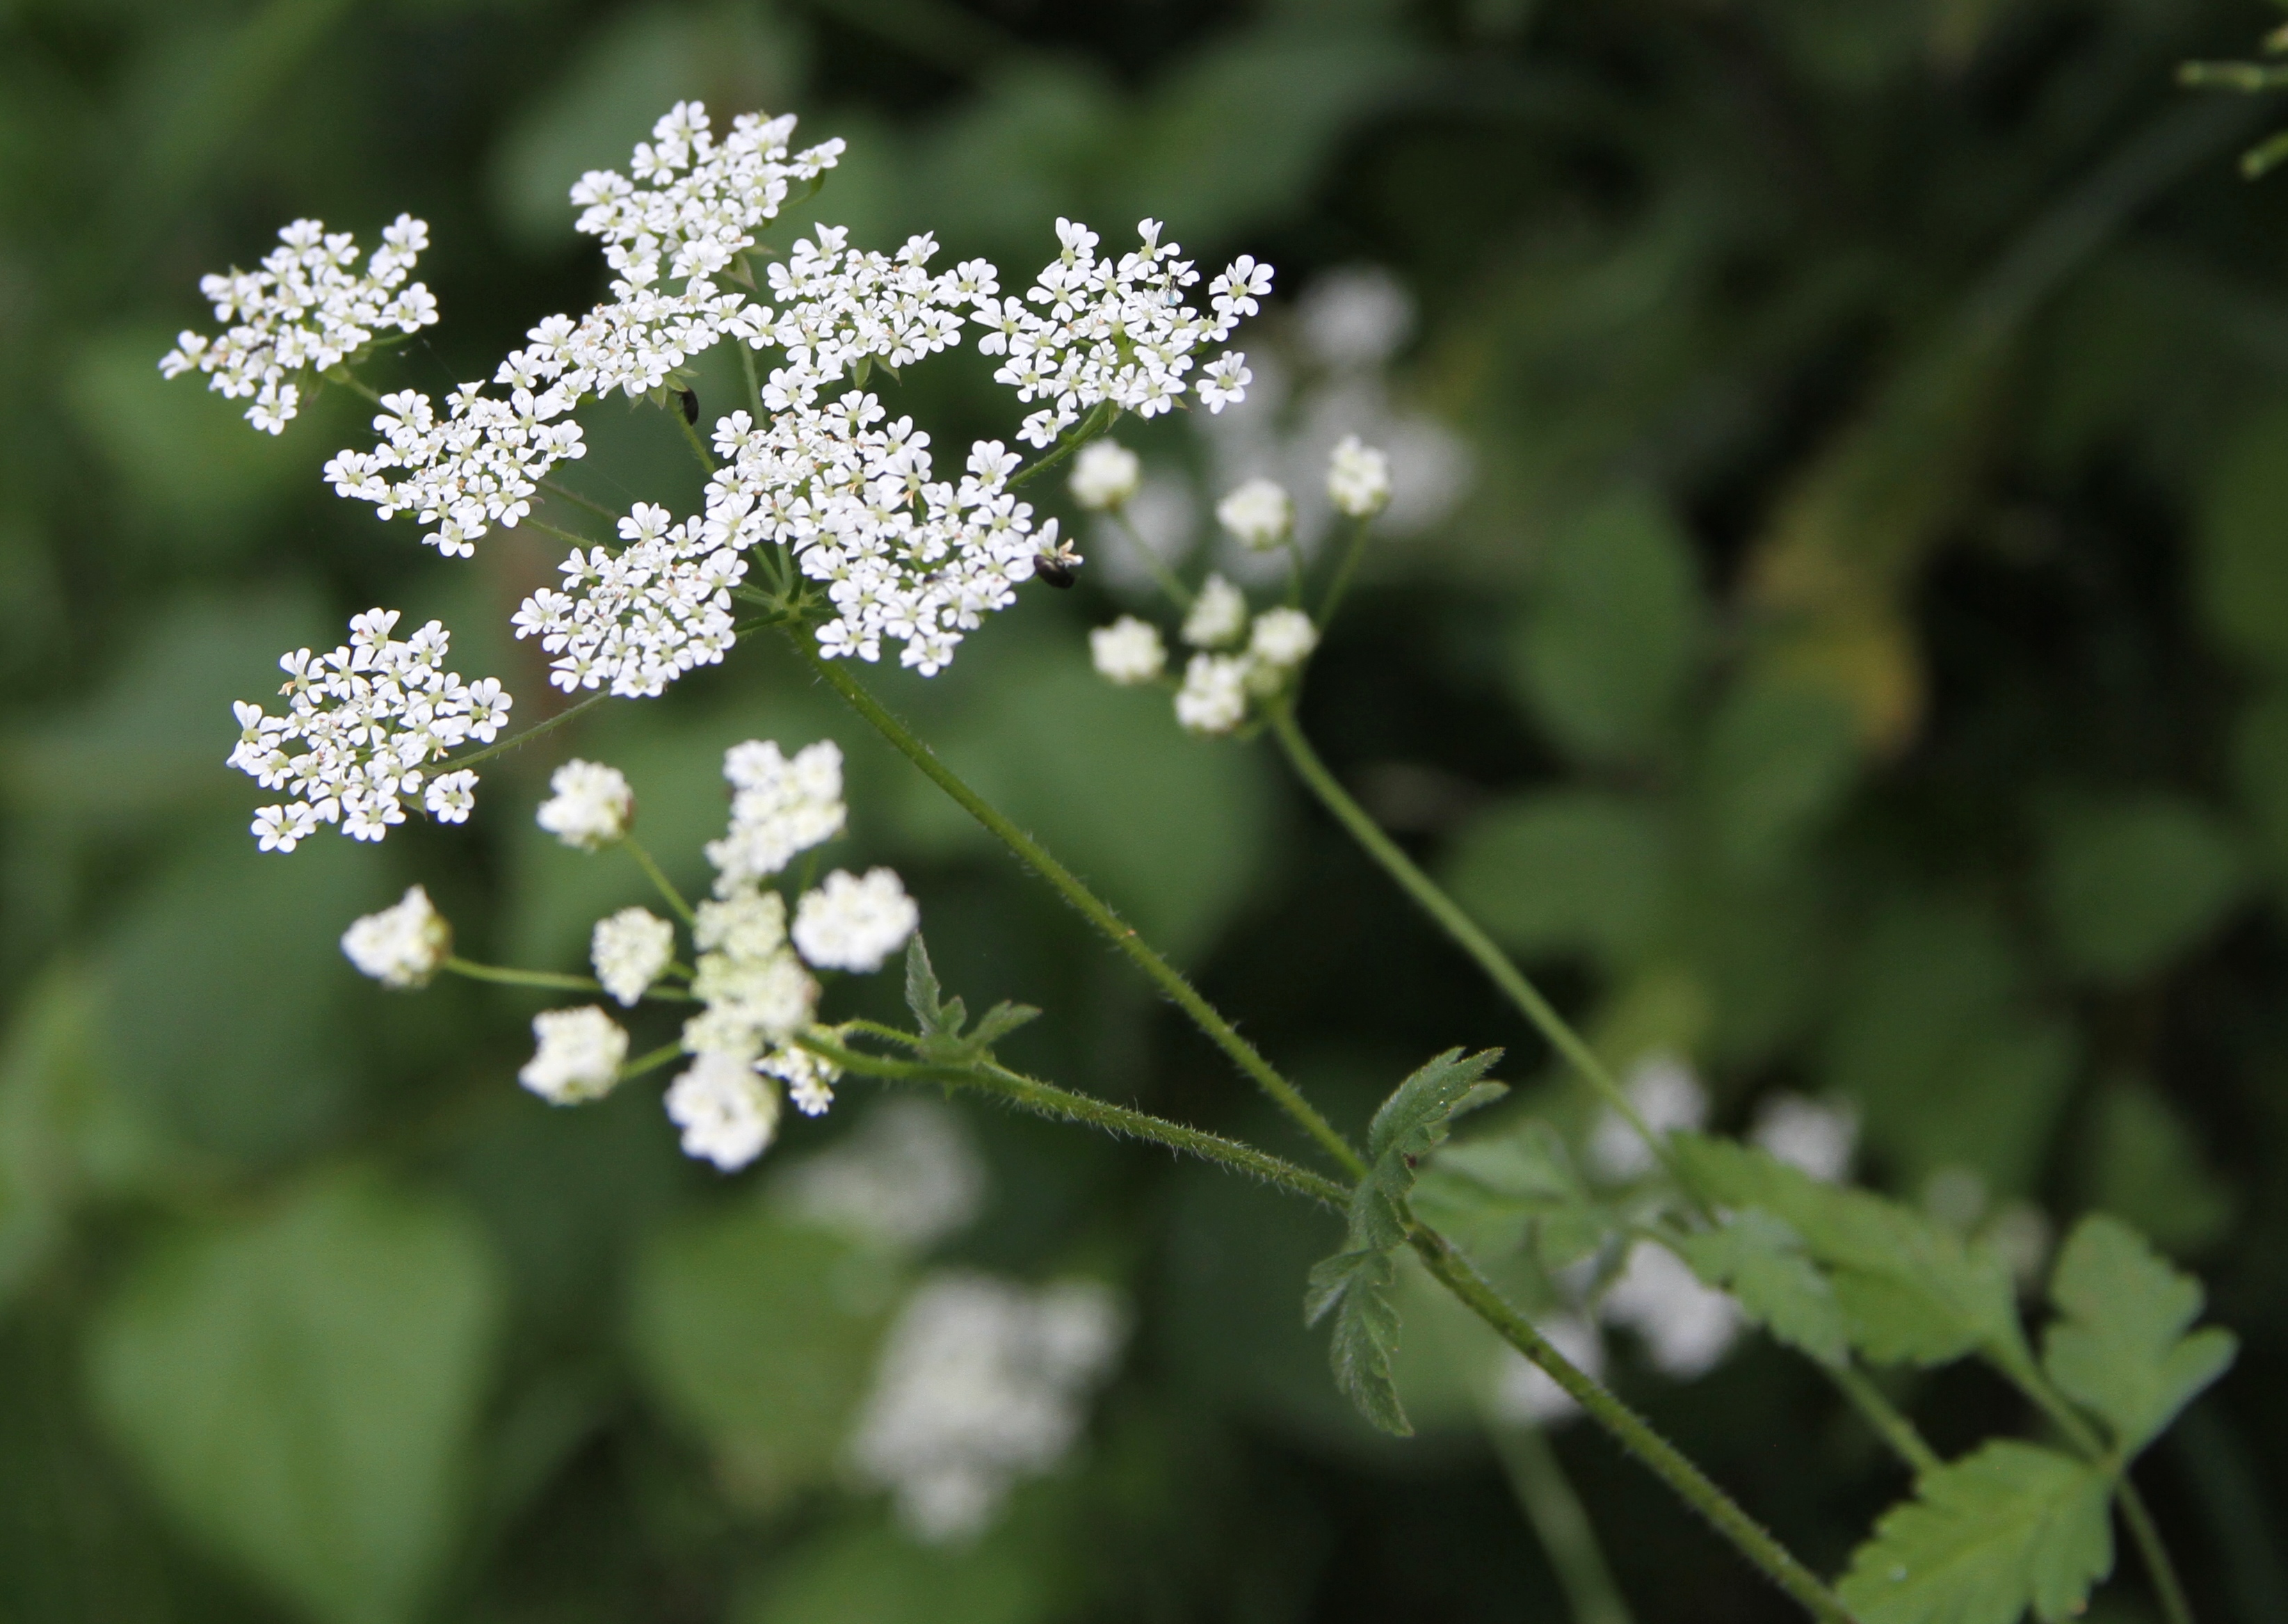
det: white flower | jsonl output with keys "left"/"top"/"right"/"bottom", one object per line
{"left": 519, "top": 1006, "right": 629, "bottom": 1104}
{"left": 1750, "top": 1093, "right": 1858, "bottom": 1184}
{"left": 592, "top": 906, "right": 675, "bottom": 1006}
{"left": 975, "top": 218, "right": 1270, "bottom": 447}
{"left": 512, "top": 504, "right": 744, "bottom": 698}
{"left": 792, "top": 867, "right": 919, "bottom": 972}
{"left": 1487, "top": 1315, "right": 1604, "bottom": 1426}
{"left": 1180, "top": 573, "right": 1248, "bottom": 649}
{"left": 340, "top": 885, "right": 451, "bottom": 988}
{"left": 1089, "top": 616, "right": 1166, "bottom": 685}
{"left": 161, "top": 214, "right": 440, "bottom": 433}
{"left": 1327, "top": 435, "right": 1392, "bottom": 519}
{"left": 1247, "top": 606, "right": 1316, "bottom": 669}
{"left": 780, "top": 1099, "right": 985, "bottom": 1251}
{"left": 536, "top": 759, "right": 634, "bottom": 849}
{"left": 686, "top": 927, "right": 818, "bottom": 1062}
{"left": 666, "top": 1051, "right": 782, "bottom": 1170}
{"left": 761, "top": 1041, "right": 841, "bottom": 1117}
{"left": 1175, "top": 653, "right": 1250, "bottom": 736}
{"left": 703, "top": 739, "right": 846, "bottom": 890}
{"left": 850, "top": 1272, "right": 1126, "bottom": 1543}
{"left": 1296, "top": 266, "right": 1414, "bottom": 371}
{"left": 1068, "top": 440, "right": 1142, "bottom": 510}
{"left": 1588, "top": 1051, "right": 1707, "bottom": 1180}
{"left": 1602, "top": 1241, "right": 1740, "bottom": 1381}
{"left": 1216, "top": 476, "right": 1293, "bottom": 552}
{"left": 228, "top": 609, "right": 512, "bottom": 849}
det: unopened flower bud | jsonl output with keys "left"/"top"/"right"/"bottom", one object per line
{"left": 341, "top": 884, "right": 451, "bottom": 989}
{"left": 537, "top": 759, "right": 634, "bottom": 851}
{"left": 1216, "top": 476, "right": 1291, "bottom": 552}
{"left": 1090, "top": 616, "right": 1166, "bottom": 685}
{"left": 1327, "top": 435, "right": 1392, "bottom": 519}
{"left": 1068, "top": 440, "right": 1142, "bottom": 511}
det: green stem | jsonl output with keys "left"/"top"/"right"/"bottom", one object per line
{"left": 1262, "top": 702, "right": 1669, "bottom": 1164}
{"left": 2118, "top": 1475, "right": 2198, "bottom": 1624}
{"left": 1006, "top": 401, "right": 1118, "bottom": 491}
{"left": 1112, "top": 508, "right": 1195, "bottom": 608}
{"left": 673, "top": 405, "right": 718, "bottom": 474}
{"left": 1831, "top": 1364, "right": 1942, "bottom": 1476}
{"left": 624, "top": 836, "right": 697, "bottom": 926}
{"left": 620, "top": 1040, "right": 684, "bottom": 1084}
{"left": 1416, "top": 1235, "right": 1854, "bottom": 1624}
{"left": 433, "top": 692, "right": 609, "bottom": 773}
{"left": 323, "top": 363, "right": 383, "bottom": 405}
{"left": 1316, "top": 514, "right": 1374, "bottom": 630}
{"left": 798, "top": 1035, "right": 1348, "bottom": 1210}
{"left": 446, "top": 958, "right": 601, "bottom": 993}
{"left": 1486, "top": 1417, "right": 1636, "bottom": 1624}
{"left": 541, "top": 479, "right": 619, "bottom": 524}
{"left": 738, "top": 335, "right": 764, "bottom": 413}
{"left": 522, "top": 516, "right": 602, "bottom": 550}
{"left": 792, "top": 635, "right": 1367, "bottom": 1179}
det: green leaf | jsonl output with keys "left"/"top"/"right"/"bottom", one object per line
{"left": 1304, "top": 1248, "right": 1408, "bottom": 1436}
{"left": 1675, "top": 1209, "right": 1849, "bottom": 1367}
{"left": 1412, "top": 1118, "right": 1614, "bottom": 1271}
{"left": 1699, "top": 677, "right": 1860, "bottom": 878}
{"left": 2038, "top": 794, "right": 2248, "bottom": 983}
{"left": 2042, "top": 1213, "right": 2238, "bottom": 1458}
{"left": 1355, "top": 1048, "right": 1506, "bottom": 1249}
{"left": 88, "top": 1171, "right": 501, "bottom": 1624}
{"left": 2081, "top": 1079, "right": 2236, "bottom": 1255}
{"left": 966, "top": 1000, "right": 1042, "bottom": 1049}
{"left": 1675, "top": 1135, "right": 2029, "bottom": 1372}
{"left": 1438, "top": 791, "right": 1672, "bottom": 967}
{"left": 1510, "top": 490, "right": 1703, "bottom": 764}
{"left": 905, "top": 934, "right": 952, "bottom": 1036}
{"left": 1839, "top": 1440, "right": 2114, "bottom": 1624}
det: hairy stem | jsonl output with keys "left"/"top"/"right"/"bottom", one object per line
{"left": 1830, "top": 1364, "right": 1942, "bottom": 1477}
{"left": 540, "top": 479, "right": 620, "bottom": 524}
{"left": 1417, "top": 1235, "right": 1855, "bottom": 1624}
{"left": 1486, "top": 1417, "right": 1636, "bottom": 1624}
{"left": 1006, "top": 400, "right": 1117, "bottom": 492}
{"left": 792, "top": 634, "right": 1366, "bottom": 1178}
{"left": 435, "top": 692, "right": 609, "bottom": 773}
{"left": 798, "top": 1035, "right": 1348, "bottom": 1209}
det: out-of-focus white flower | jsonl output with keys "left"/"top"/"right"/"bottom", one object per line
{"left": 1487, "top": 1314, "right": 1604, "bottom": 1426}
{"left": 850, "top": 1272, "right": 1126, "bottom": 1543}
{"left": 1588, "top": 1051, "right": 1707, "bottom": 1181}
{"left": 161, "top": 214, "right": 440, "bottom": 434}
{"left": 230, "top": 609, "right": 512, "bottom": 849}
{"left": 1326, "top": 435, "right": 1392, "bottom": 519}
{"left": 1750, "top": 1093, "right": 1858, "bottom": 1184}
{"left": 536, "top": 759, "right": 634, "bottom": 849}
{"left": 1296, "top": 266, "right": 1414, "bottom": 371}
{"left": 761, "top": 1041, "right": 841, "bottom": 1118}
{"left": 1602, "top": 1241, "right": 1740, "bottom": 1380}
{"left": 1175, "top": 653, "right": 1250, "bottom": 736}
{"left": 1090, "top": 616, "right": 1167, "bottom": 685}
{"left": 792, "top": 867, "right": 919, "bottom": 972}
{"left": 1181, "top": 573, "right": 1249, "bottom": 649}
{"left": 340, "top": 885, "right": 451, "bottom": 988}
{"left": 1216, "top": 476, "right": 1292, "bottom": 552}
{"left": 519, "top": 1006, "right": 629, "bottom": 1104}
{"left": 591, "top": 906, "right": 675, "bottom": 1006}
{"left": 1247, "top": 607, "right": 1317, "bottom": 669}
{"left": 1068, "top": 440, "right": 1143, "bottom": 510}
{"left": 666, "top": 1050, "right": 781, "bottom": 1170}
{"left": 780, "top": 1098, "right": 985, "bottom": 1250}
{"left": 704, "top": 739, "right": 846, "bottom": 891}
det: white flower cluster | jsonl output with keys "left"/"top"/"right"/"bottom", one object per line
{"left": 323, "top": 385, "right": 588, "bottom": 560}
{"left": 228, "top": 609, "right": 510, "bottom": 851}
{"left": 705, "top": 739, "right": 847, "bottom": 885}
{"left": 1216, "top": 476, "right": 1292, "bottom": 552}
{"left": 976, "top": 218, "right": 1270, "bottom": 447}
{"left": 536, "top": 759, "right": 634, "bottom": 849}
{"left": 512, "top": 501, "right": 746, "bottom": 698}
{"left": 340, "top": 885, "right": 451, "bottom": 989}
{"left": 793, "top": 868, "right": 920, "bottom": 972}
{"left": 1068, "top": 439, "right": 1141, "bottom": 511}
{"left": 520, "top": 1006, "right": 630, "bottom": 1104}
{"left": 592, "top": 906, "right": 675, "bottom": 1005}
{"left": 779, "top": 1098, "right": 985, "bottom": 1252}
{"left": 1088, "top": 571, "right": 1317, "bottom": 737}
{"left": 160, "top": 216, "right": 438, "bottom": 434}
{"left": 850, "top": 1273, "right": 1125, "bottom": 1543}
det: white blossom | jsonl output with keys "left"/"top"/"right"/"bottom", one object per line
{"left": 704, "top": 739, "right": 846, "bottom": 890}
{"left": 793, "top": 868, "right": 919, "bottom": 972}
{"left": 1089, "top": 616, "right": 1166, "bottom": 685}
{"left": 779, "top": 1098, "right": 984, "bottom": 1251}
{"left": 536, "top": 759, "right": 634, "bottom": 849}
{"left": 1588, "top": 1051, "right": 1707, "bottom": 1181}
{"left": 1181, "top": 573, "right": 1249, "bottom": 649}
{"left": 1487, "top": 1314, "right": 1604, "bottom": 1426}
{"left": 666, "top": 1050, "right": 782, "bottom": 1170}
{"left": 975, "top": 218, "right": 1270, "bottom": 447}
{"left": 340, "top": 885, "right": 451, "bottom": 989}
{"left": 1068, "top": 440, "right": 1142, "bottom": 510}
{"left": 1327, "top": 435, "right": 1392, "bottom": 519}
{"left": 762, "top": 1041, "right": 841, "bottom": 1117}
{"left": 1247, "top": 606, "right": 1317, "bottom": 669}
{"left": 1296, "top": 266, "right": 1414, "bottom": 371}
{"left": 685, "top": 889, "right": 818, "bottom": 1063}
{"left": 161, "top": 215, "right": 439, "bottom": 434}
{"left": 592, "top": 906, "right": 675, "bottom": 1006}
{"left": 851, "top": 1272, "right": 1125, "bottom": 1543}
{"left": 1216, "top": 476, "right": 1293, "bottom": 552}
{"left": 229, "top": 608, "right": 511, "bottom": 849}
{"left": 1750, "top": 1093, "right": 1858, "bottom": 1184}
{"left": 1602, "top": 1241, "right": 1741, "bottom": 1380}
{"left": 1175, "top": 653, "right": 1250, "bottom": 736}
{"left": 519, "top": 1006, "right": 629, "bottom": 1104}
{"left": 511, "top": 502, "right": 744, "bottom": 698}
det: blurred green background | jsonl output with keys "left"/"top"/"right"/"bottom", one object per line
{"left": 3, "top": 0, "right": 2287, "bottom": 1620}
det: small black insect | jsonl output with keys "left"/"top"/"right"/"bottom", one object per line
{"left": 1033, "top": 538, "right": 1083, "bottom": 588}
{"left": 674, "top": 384, "right": 699, "bottom": 425}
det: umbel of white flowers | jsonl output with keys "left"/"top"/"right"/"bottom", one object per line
{"left": 179, "top": 99, "right": 1275, "bottom": 852}
{"left": 339, "top": 739, "right": 917, "bottom": 1173}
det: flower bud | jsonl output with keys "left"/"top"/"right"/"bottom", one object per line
{"left": 1068, "top": 440, "right": 1142, "bottom": 510}
{"left": 1215, "top": 476, "right": 1292, "bottom": 551}
{"left": 1327, "top": 435, "right": 1392, "bottom": 519}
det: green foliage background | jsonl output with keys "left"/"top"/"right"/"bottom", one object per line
{"left": 1, "top": 0, "right": 2284, "bottom": 1619}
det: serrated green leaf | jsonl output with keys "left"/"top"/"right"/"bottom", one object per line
{"left": 967, "top": 1001, "right": 1042, "bottom": 1048}
{"left": 1412, "top": 1119, "right": 1614, "bottom": 1271}
{"left": 1675, "top": 1135, "right": 2028, "bottom": 1372}
{"left": 1308, "top": 1248, "right": 1408, "bottom": 1436}
{"left": 2043, "top": 1214, "right": 2238, "bottom": 1458}
{"left": 1675, "top": 1209, "right": 1848, "bottom": 1367}
{"left": 1352, "top": 1049, "right": 1504, "bottom": 1251}
{"left": 905, "top": 935, "right": 947, "bottom": 1034}
{"left": 1838, "top": 1440, "right": 2113, "bottom": 1624}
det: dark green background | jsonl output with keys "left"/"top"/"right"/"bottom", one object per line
{"left": 1, "top": 0, "right": 2283, "bottom": 1620}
